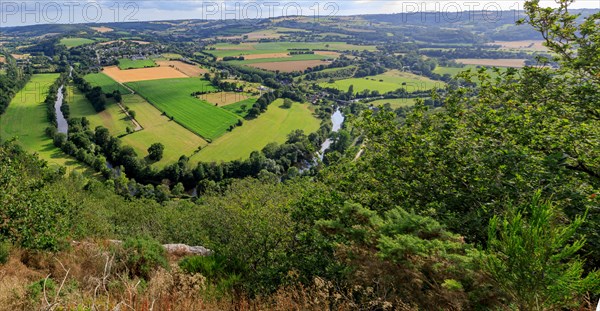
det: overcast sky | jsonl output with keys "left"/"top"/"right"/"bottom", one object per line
{"left": 1, "top": 0, "right": 599, "bottom": 27}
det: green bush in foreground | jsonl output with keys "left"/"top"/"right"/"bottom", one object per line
{"left": 118, "top": 238, "right": 168, "bottom": 280}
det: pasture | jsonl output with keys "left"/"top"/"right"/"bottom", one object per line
{"left": 249, "top": 60, "right": 331, "bottom": 72}
{"left": 60, "top": 37, "right": 95, "bottom": 48}
{"left": 102, "top": 66, "right": 188, "bottom": 83}
{"left": 119, "top": 95, "right": 208, "bottom": 168}
{"left": 67, "top": 85, "right": 134, "bottom": 137}
{"left": 455, "top": 58, "right": 526, "bottom": 68}
{"left": 228, "top": 53, "right": 333, "bottom": 65}
{"left": 126, "top": 78, "right": 240, "bottom": 140}
{"left": 84, "top": 72, "right": 131, "bottom": 94}
{"left": 117, "top": 58, "right": 157, "bottom": 70}
{"left": 320, "top": 70, "right": 443, "bottom": 94}
{"left": 222, "top": 98, "right": 257, "bottom": 117}
{"left": 367, "top": 97, "right": 421, "bottom": 109}
{"left": 207, "top": 41, "right": 377, "bottom": 58}
{"left": 193, "top": 99, "right": 320, "bottom": 162}
{"left": 0, "top": 74, "right": 93, "bottom": 173}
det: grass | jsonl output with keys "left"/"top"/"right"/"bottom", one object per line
{"left": 60, "top": 37, "right": 95, "bottom": 48}
{"left": 117, "top": 58, "right": 157, "bottom": 70}
{"left": 67, "top": 85, "right": 133, "bottom": 137}
{"left": 193, "top": 99, "right": 320, "bottom": 162}
{"left": 367, "top": 97, "right": 423, "bottom": 109}
{"left": 0, "top": 74, "right": 94, "bottom": 174}
{"left": 222, "top": 98, "right": 257, "bottom": 117}
{"left": 119, "top": 95, "right": 208, "bottom": 168}
{"left": 434, "top": 66, "right": 503, "bottom": 81}
{"left": 228, "top": 54, "right": 333, "bottom": 65}
{"left": 162, "top": 53, "right": 183, "bottom": 59}
{"left": 126, "top": 78, "right": 240, "bottom": 140}
{"left": 207, "top": 41, "right": 377, "bottom": 58}
{"left": 84, "top": 72, "right": 131, "bottom": 94}
{"left": 320, "top": 70, "right": 443, "bottom": 94}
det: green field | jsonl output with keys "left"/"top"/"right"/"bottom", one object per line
{"left": 117, "top": 58, "right": 157, "bottom": 70}
{"left": 228, "top": 54, "right": 333, "bottom": 65}
{"left": 193, "top": 99, "right": 320, "bottom": 162}
{"left": 126, "top": 78, "right": 239, "bottom": 140}
{"left": 60, "top": 37, "right": 95, "bottom": 48}
{"left": 367, "top": 97, "right": 424, "bottom": 109}
{"left": 207, "top": 41, "right": 377, "bottom": 58}
{"left": 0, "top": 74, "right": 93, "bottom": 173}
{"left": 119, "top": 95, "right": 208, "bottom": 168}
{"left": 84, "top": 72, "right": 131, "bottom": 94}
{"left": 68, "top": 85, "right": 133, "bottom": 137}
{"left": 320, "top": 70, "right": 443, "bottom": 94}
{"left": 434, "top": 66, "right": 503, "bottom": 81}
{"left": 222, "top": 98, "right": 257, "bottom": 117}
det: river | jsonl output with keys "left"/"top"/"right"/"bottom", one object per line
{"left": 318, "top": 108, "right": 345, "bottom": 160}
{"left": 54, "top": 85, "right": 68, "bottom": 134}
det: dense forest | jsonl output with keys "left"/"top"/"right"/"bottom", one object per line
{"left": 0, "top": 1, "right": 598, "bottom": 309}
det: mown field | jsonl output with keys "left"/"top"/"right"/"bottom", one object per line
{"left": 193, "top": 99, "right": 320, "bottom": 162}
{"left": 207, "top": 41, "right": 377, "bottom": 58}
{"left": 320, "top": 70, "right": 443, "bottom": 94}
{"left": 126, "top": 78, "right": 239, "bottom": 140}
{"left": 84, "top": 72, "right": 131, "bottom": 94}
{"left": 118, "top": 58, "right": 157, "bottom": 70}
{"left": 60, "top": 37, "right": 95, "bottom": 48}
{"left": 67, "top": 85, "right": 133, "bottom": 137}
{"left": 0, "top": 74, "right": 93, "bottom": 173}
{"left": 119, "top": 94, "right": 208, "bottom": 168}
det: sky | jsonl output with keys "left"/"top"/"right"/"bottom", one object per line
{"left": 1, "top": 0, "right": 599, "bottom": 27}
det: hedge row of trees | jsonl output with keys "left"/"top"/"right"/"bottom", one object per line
{"left": 73, "top": 74, "right": 107, "bottom": 112}
{"left": 0, "top": 54, "right": 32, "bottom": 114}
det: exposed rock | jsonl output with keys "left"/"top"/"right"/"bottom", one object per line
{"left": 162, "top": 244, "right": 212, "bottom": 256}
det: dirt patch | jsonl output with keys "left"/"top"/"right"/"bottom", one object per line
{"left": 131, "top": 40, "right": 150, "bottom": 45}
{"left": 455, "top": 58, "right": 527, "bottom": 68}
{"left": 102, "top": 66, "right": 188, "bottom": 83}
{"left": 248, "top": 60, "right": 330, "bottom": 72}
{"left": 199, "top": 92, "right": 252, "bottom": 106}
{"left": 155, "top": 60, "right": 208, "bottom": 77}
{"left": 90, "top": 26, "right": 113, "bottom": 33}
{"left": 0, "top": 56, "right": 5, "bottom": 63}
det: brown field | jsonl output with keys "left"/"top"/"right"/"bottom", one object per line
{"left": 314, "top": 51, "right": 341, "bottom": 57}
{"left": 455, "top": 58, "right": 527, "bottom": 68}
{"left": 0, "top": 56, "right": 5, "bottom": 63}
{"left": 249, "top": 60, "right": 330, "bottom": 72}
{"left": 10, "top": 54, "right": 29, "bottom": 60}
{"left": 102, "top": 66, "right": 188, "bottom": 83}
{"left": 90, "top": 26, "right": 113, "bottom": 33}
{"left": 198, "top": 92, "right": 252, "bottom": 106}
{"left": 490, "top": 40, "right": 547, "bottom": 51}
{"left": 155, "top": 60, "right": 208, "bottom": 77}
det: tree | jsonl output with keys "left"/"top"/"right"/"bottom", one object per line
{"left": 484, "top": 193, "right": 600, "bottom": 310}
{"left": 147, "top": 143, "right": 165, "bottom": 161}
{"left": 282, "top": 98, "right": 293, "bottom": 109}
{"left": 129, "top": 110, "right": 136, "bottom": 120}
{"left": 172, "top": 182, "right": 185, "bottom": 196}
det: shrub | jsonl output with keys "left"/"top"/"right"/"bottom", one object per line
{"left": 0, "top": 241, "right": 10, "bottom": 264}
{"left": 118, "top": 238, "right": 168, "bottom": 280}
